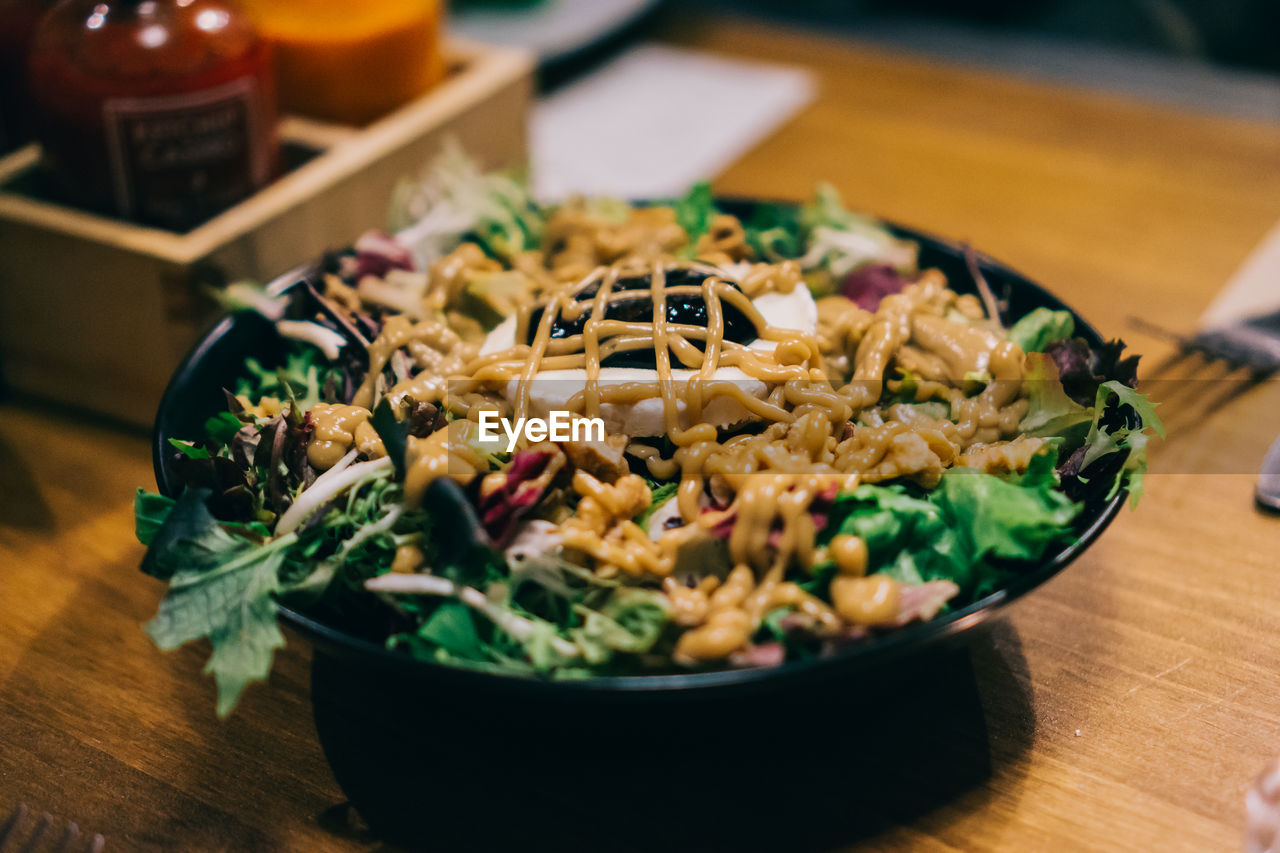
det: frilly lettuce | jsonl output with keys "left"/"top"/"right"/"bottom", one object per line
{"left": 825, "top": 451, "right": 1079, "bottom": 599}
{"left": 799, "top": 183, "right": 918, "bottom": 280}
{"left": 1079, "top": 381, "right": 1164, "bottom": 503}
{"left": 390, "top": 141, "right": 544, "bottom": 265}
{"left": 1020, "top": 344, "right": 1163, "bottom": 505}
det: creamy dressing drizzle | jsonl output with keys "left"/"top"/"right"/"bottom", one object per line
{"left": 304, "top": 219, "right": 1035, "bottom": 663}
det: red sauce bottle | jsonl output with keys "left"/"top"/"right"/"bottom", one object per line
{"left": 27, "top": 0, "right": 278, "bottom": 231}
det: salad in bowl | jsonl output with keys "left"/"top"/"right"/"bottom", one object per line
{"left": 137, "top": 151, "right": 1161, "bottom": 717}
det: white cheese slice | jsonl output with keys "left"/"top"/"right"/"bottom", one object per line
{"left": 477, "top": 284, "right": 817, "bottom": 437}
{"left": 749, "top": 289, "right": 818, "bottom": 342}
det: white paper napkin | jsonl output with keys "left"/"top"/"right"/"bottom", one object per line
{"left": 531, "top": 44, "right": 816, "bottom": 201}
{"left": 1199, "top": 219, "right": 1280, "bottom": 329}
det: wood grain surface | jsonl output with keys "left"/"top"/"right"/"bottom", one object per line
{"left": 2, "top": 14, "right": 1279, "bottom": 852}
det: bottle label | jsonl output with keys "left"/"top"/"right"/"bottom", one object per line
{"left": 103, "top": 77, "right": 269, "bottom": 230}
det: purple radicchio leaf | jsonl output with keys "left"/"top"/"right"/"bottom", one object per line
{"left": 477, "top": 450, "right": 559, "bottom": 545}
{"left": 889, "top": 580, "right": 960, "bottom": 627}
{"left": 766, "top": 483, "right": 838, "bottom": 548}
{"left": 707, "top": 484, "right": 839, "bottom": 549}
{"left": 1045, "top": 337, "right": 1141, "bottom": 407}
{"left": 353, "top": 230, "right": 415, "bottom": 279}
{"left": 169, "top": 453, "right": 255, "bottom": 523}
{"left": 252, "top": 415, "right": 313, "bottom": 516}
{"left": 840, "top": 264, "right": 908, "bottom": 312}
{"left": 728, "top": 642, "right": 786, "bottom": 668}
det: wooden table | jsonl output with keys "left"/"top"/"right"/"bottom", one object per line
{"left": 3, "top": 15, "right": 1279, "bottom": 852}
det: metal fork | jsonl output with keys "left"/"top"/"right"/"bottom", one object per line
{"left": 0, "top": 804, "right": 104, "bottom": 853}
{"left": 1130, "top": 308, "right": 1280, "bottom": 428}
{"left": 1132, "top": 308, "right": 1280, "bottom": 379}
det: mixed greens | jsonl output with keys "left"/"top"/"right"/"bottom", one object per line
{"left": 136, "top": 161, "right": 1161, "bottom": 717}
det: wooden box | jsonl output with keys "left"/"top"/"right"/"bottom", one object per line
{"left": 0, "top": 40, "right": 532, "bottom": 426}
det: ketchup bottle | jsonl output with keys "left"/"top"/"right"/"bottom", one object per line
{"left": 27, "top": 0, "right": 278, "bottom": 231}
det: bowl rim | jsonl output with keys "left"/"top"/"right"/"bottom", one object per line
{"left": 152, "top": 202, "right": 1127, "bottom": 696}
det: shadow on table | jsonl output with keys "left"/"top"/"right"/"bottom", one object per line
{"left": 0, "top": 432, "right": 54, "bottom": 533}
{"left": 313, "top": 619, "right": 1034, "bottom": 853}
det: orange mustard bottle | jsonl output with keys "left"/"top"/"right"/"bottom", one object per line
{"left": 27, "top": 0, "right": 278, "bottom": 230}
{"left": 237, "top": 0, "right": 445, "bottom": 126}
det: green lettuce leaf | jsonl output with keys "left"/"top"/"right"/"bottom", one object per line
{"left": 674, "top": 182, "right": 716, "bottom": 253}
{"left": 571, "top": 588, "right": 670, "bottom": 665}
{"left": 1080, "top": 380, "right": 1165, "bottom": 505}
{"left": 1008, "top": 308, "right": 1074, "bottom": 354}
{"left": 827, "top": 485, "right": 968, "bottom": 588}
{"left": 417, "top": 601, "right": 485, "bottom": 660}
{"left": 1019, "top": 353, "right": 1093, "bottom": 443}
{"left": 635, "top": 481, "right": 679, "bottom": 529}
{"left": 474, "top": 188, "right": 545, "bottom": 260}
{"left": 141, "top": 490, "right": 291, "bottom": 717}
{"left": 827, "top": 450, "right": 1079, "bottom": 597}
{"left": 204, "top": 411, "right": 244, "bottom": 447}
{"left": 167, "top": 438, "right": 211, "bottom": 460}
{"left": 235, "top": 351, "right": 328, "bottom": 413}
{"left": 935, "top": 455, "right": 1080, "bottom": 565}
{"left": 1017, "top": 344, "right": 1163, "bottom": 506}
{"left": 134, "top": 490, "right": 176, "bottom": 547}
{"left": 371, "top": 399, "right": 410, "bottom": 476}
{"left": 196, "top": 574, "right": 287, "bottom": 719}
{"left": 742, "top": 203, "right": 802, "bottom": 260}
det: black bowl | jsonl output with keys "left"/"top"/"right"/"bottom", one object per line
{"left": 153, "top": 201, "right": 1126, "bottom": 850}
